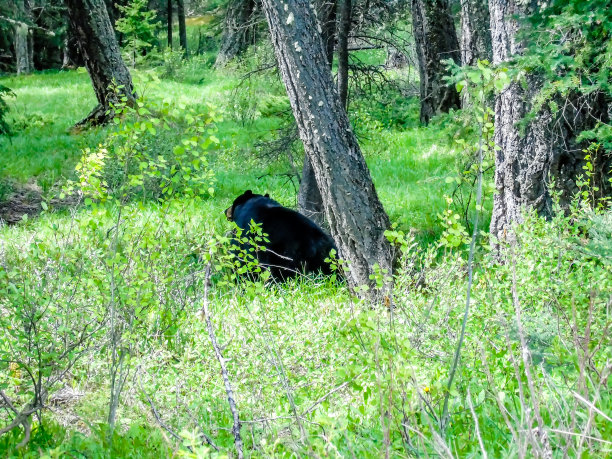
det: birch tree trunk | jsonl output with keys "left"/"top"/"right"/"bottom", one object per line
{"left": 261, "top": 0, "right": 393, "bottom": 292}
{"left": 15, "top": 23, "right": 33, "bottom": 74}
{"left": 411, "top": 0, "right": 461, "bottom": 124}
{"left": 65, "top": 0, "right": 136, "bottom": 126}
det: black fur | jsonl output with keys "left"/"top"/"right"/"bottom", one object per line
{"left": 225, "top": 190, "right": 337, "bottom": 279}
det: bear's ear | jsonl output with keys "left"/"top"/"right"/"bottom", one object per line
{"left": 265, "top": 193, "right": 270, "bottom": 197}
{"left": 245, "top": 190, "right": 252, "bottom": 196}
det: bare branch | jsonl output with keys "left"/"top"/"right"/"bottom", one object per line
{"left": 200, "top": 258, "right": 243, "bottom": 459}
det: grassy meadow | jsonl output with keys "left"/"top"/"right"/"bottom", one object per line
{"left": 0, "top": 39, "right": 610, "bottom": 458}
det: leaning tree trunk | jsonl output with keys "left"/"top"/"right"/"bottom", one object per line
{"left": 215, "top": 0, "right": 256, "bottom": 68}
{"left": 488, "top": 0, "right": 610, "bottom": 246}
{"left": 297, "top": 0, "right": 337, "bottom": 227}
{"left": 261, "top": 0, "right": 393, "bottom": 292}
{"left": 176, "top": 0, "right": 187, "bottom": 54}
{"left": 460, "top": 0, "right": 491, "bottom": 68}
{"left": 411, "top": 0, "right": 461, "bottom": 124}
{"left": 297, "top": 154, "right": 325, "bottom": 226}
{"left": 65, "top": 0, "right": 135, "bottom": 126}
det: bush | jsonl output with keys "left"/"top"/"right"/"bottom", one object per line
{"left": 63, "top": 94, "right": 219, "bottom": 203}
{"left": 0, "top": 84, "right": 15, "bottom": 136}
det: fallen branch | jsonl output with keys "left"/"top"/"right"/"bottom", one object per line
{"left": 0, "top": 15, "right": 55, "bottom": 36}
{"left": 137, "top": 368, "right": 183, "bottom": 444}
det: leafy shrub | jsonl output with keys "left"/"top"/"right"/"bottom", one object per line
{"left": 11, "top": 111, "right": 55, "bottom": 132}
{"left": 63, "top": 95, "right": 219, "bottom": 203}
{"left": 0, "top": 84, "right": 15, "bottom": 136}
{"left": 115, "top": 0, "right": 161, "bottom": 67}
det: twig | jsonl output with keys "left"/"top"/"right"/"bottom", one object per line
{"left": 301, "top": 376, "right": 358, "bottom": 415}
{"left": 544, "top": 429, "right": 612, "bottom": 445}
{"left": 467, "top": 388, "right": 487, "bottom": 459}
{"left": 441, "top": 73, "right": 485, "bottom": 432}
{"left": 510, "top": 244, "right": 552, "bottom": 457}
{"left": 200, "top": 258, "right": 244, "bottom": 459}
{"left": 572, "top": 391, "right": 612, "bottom": 422}
{"left": 137, "top": 368, "right": 184, "bottom": 444}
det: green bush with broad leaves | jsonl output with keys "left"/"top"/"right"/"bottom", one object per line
{"left": 63, "top": 91, "right": 218, "bottom": 203}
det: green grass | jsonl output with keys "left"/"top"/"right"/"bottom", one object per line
{"left": 0, "top": 58, "right": 610, "bottom": 458}
{"left": 0, "top": 63, "right": 459, "bottom": 240}
{"left": 0, "top": 71, "right": 104, "bottom": 187}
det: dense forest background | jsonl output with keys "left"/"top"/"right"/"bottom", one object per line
{"left": 0, "top": 0, "right": 610, "bottom": 457}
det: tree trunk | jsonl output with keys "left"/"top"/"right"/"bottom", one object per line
{"left": 15, "top": 24, "right": 33, "bottom": 74}
{"left": 337, "top": 0, "right": 351, "bottom": 110}
{"left": 320, "top": 0, "right": 337, "bottom": 67}
{"left": 176, "top": 0, "right": 187, "bottom": 54}
{"left": 411, "top": 0, "right": 461, "bottom": 124}
{"left": 488, "top": 0, "right": 610, "bottom": 245}
{"left": 460, "top": 0, "right": 491, "bottom": 68}
{"left": 65, "top": 0, "right": 136, "bottom": 126}
{"left": 261, "top": 0, "right": 393, "bottom": 292}
{"left": 297, "top": 155, "right": 325, "bottom": 227}
{"left": 62, "top": 23, "right": 84, "bottom": 69}
{"left": 167, "top": 0, "right": 173, "bottom": 49}
{"left": 215, "top": 0, "right": 256, "bottom": 68}
{"left": 297, "top": 0, "right": 336, "bottom": 226}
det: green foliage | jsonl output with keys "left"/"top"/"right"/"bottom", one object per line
{"left": 115, "top": 0, "right": 162, "bottom": 66}
{"left": 519, "top": 0, "right": 612, "bottom": 150}
{"left": 443, "top": 59, "right": 509, "bottom": 233}
{"left": 62, "top": 87, "right": 218, "bottom": 203}
{"left": 0, "top": 83, "right": 15, "bottom": 136}
{"left": 10, "top": 111, "right": 56, "bottom": 133}
{"left": 5, "top": 53, "right": 610, "bottom": 455}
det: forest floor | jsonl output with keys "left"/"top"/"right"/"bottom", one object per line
{"left": 0, "top": 65, "right": 462, "bottom": 243}
{"left": 0, "top": 58, "right": 609, "bottom": 458}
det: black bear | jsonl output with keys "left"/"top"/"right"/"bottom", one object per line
{"left": 225, "top": 190, "right": 337, "bottom": 279}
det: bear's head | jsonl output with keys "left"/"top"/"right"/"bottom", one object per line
{"left": 225, "top": 190, "right": 270, "bottom": 221}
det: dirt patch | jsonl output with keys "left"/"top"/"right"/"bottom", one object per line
{"left": 0, "top": 182, "right": 80, "bottom": 225}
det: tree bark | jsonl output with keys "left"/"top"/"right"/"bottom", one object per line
{"left": 297, "top": 156, "right": 325, "bottom": 226}
{"left": 65, "top": 0, "right": 136, "bottom": 126}
{"left": 15, "top": 23, "right": 33, "bottom": 74}
{"left": 337, "top": 0, "right": 351, "bottom": 110}
{"left": 15, "top": 0, "right": 33, "bottom": 75}
{"left": 167, "top": 0, "right": 173, "bottom": 49}
{"left": 297, "top": 0, "right": 336, "bottom": 226}
{"left": 411, "top": 0, "right": 461, "bottom": 124}
{"left": 215, "top": 0, "right": 256, "bottom": 68}
{"left": 62, "top": 22, "right": 84, "bottom": 69}
{"left": 460, "top": 0, "right": 491, "bottom": 67}
{"left": 488, "top": 0, "right": 610, "bottom": 245}
{"left": 261, "top": 0, "right": 393, "bottom": 292}
{"left": 176, "top": 0, "right": 187, "bottom": 54}
{"left": 319, "top": 0, "right": 337, "bottom": 67}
